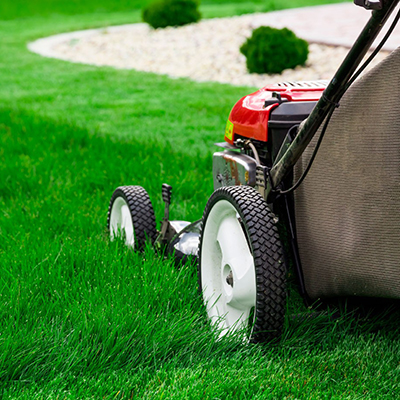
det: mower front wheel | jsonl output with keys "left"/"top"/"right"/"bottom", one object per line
{"left": 108, "top": 186, "right": 157, "bottom": 251}
{"left": 198, "top": 186, "right": 287, "bottom": 343}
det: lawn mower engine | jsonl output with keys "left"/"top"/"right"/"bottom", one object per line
{"left": 213, "top": 81, "right": 327, "bottom": 190}
{"left": 109, "top": 0, "right": 400, "bottom": 344}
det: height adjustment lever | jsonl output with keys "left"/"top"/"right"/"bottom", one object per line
{"left": 160, "top": 183, "right": 173, "bottom": 243}
{"left": 162, "top": 183, "right": 172, "bottom": 207}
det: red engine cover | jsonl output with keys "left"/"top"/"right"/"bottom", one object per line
{"left": 224, "top": 81, "right": 327, "bottom": 144}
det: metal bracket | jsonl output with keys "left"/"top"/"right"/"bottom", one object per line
{"left": 255, "top": 165, "right": 269, "bottom": 200}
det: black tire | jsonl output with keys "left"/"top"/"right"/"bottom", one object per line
{"left": 107, "top": 186, "right": 157, "bottom": 252}
{"left": 198, "top": 185, "right": 287, "bottom": 343}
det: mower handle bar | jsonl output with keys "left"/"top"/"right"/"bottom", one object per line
{"left": 267, "top": 0, "right": 400, "bottom": 200}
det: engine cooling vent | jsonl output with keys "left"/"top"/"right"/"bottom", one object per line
{"left": 275, "top": 81, "right": 329, "bottom": 88}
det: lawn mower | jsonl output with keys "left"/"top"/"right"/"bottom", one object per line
{"left": 108, "top": 0, "right": 400, "bottom": 343}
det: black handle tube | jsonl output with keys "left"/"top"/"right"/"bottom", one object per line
{"left": 268, "top": 0, "right": 399, "bottom": 197}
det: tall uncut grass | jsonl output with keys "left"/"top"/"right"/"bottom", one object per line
{"left": 0, "top": 0, "right": 399, "bottom": 398}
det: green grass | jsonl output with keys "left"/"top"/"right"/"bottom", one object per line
{"left": 0, "top": 0, "right": 350, "bottom": 20}
{"left": 0, "top": 0, "right": 399, "bottom": 398}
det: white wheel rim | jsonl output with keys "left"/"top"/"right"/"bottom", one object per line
{"left": 109, "top": 197, "right": 135, "bottom": 247}
{"left": 201, "top": 199, "right": 256, "bottom": 338}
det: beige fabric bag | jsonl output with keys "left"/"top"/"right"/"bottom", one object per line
{"left": 294, "top": 48, "right": 400, "bottom": 300}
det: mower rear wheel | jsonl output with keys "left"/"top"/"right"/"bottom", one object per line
{"left": 198, "top": 186, "right": 286, "bottom": 343}
{"left": 108, "top": 186, "right": 157, "bottom": 251}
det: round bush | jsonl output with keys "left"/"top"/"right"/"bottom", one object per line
{"left": 240, "top": 26, "right": 309, "bottom": 74}
{"left": 142, "top": 0, "right": 201, "bottom": 29}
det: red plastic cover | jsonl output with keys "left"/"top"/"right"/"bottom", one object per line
{"left": 225, "top": 81, "right": 327, "bottom": 144}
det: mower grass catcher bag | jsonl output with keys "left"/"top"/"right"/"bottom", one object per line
{"left": 294, "top": 47, "right": 400, "bottom": 300}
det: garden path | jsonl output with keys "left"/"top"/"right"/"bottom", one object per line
{"left": 28, "top": 3, "right": 399, "bottom": 86}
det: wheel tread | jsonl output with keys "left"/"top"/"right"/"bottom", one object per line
{"left": 107, "top": 186, "right": 157, "bottom": 251}
{"left": 198, "top": 185, "right": 287, "bottom": 343}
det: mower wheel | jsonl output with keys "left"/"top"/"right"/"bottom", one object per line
{"left": 198, "top": 185, "right": 286, "bottom": 343}
{"left": 108, "top": 186, "right": 157, "bottom": 251}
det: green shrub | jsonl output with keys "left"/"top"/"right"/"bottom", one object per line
{"left": 142, "top": 0, "right": 201, "bottom": 29}
{"left": 240, "top": 26, "right": 309, "bottom": 74}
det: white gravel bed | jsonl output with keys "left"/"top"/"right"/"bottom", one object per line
{"left": 28, "top": 13, "right": 389, "bottom": 87}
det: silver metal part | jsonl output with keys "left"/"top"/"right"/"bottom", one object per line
{"left": 170, "top": 220, "right": 201, "bottom": 257}
{"left": 214, "top": 142, "right": 239, "bottom": 150}
{"left": 174, "top": 232, "right": 200, "bottom": 256}
{"left": 255, "top": 165, "right": 268, "bottom": 199}
{"left": 213, "top": 151, "right": 257, "bottom": 190}
{"left": 169, "top": 220, "right": 191, "bottom": 233}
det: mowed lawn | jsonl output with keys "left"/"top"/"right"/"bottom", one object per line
{"left": 0, "top": 0, "right": 399, "bottom": 398}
